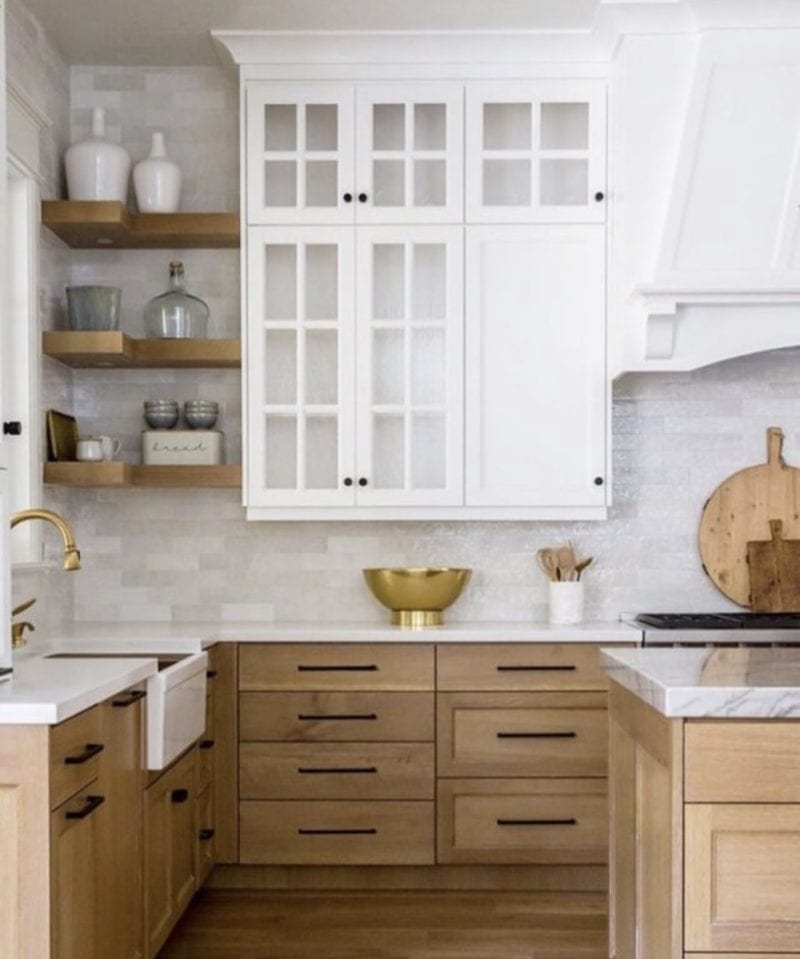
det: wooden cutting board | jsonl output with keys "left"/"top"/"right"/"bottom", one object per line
{"left": 747, "top": 519, "right": 800, "bottom": 612}
{"left": 699, "top": 427, "right": 800, "bottom": 608}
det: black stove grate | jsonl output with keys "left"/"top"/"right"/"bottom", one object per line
{"left": 636, "top": 612, "right": 800, "bottom": 629}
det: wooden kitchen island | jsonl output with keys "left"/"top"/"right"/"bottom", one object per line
{"left": 604, "top": 647, "right": 800, "bottom": 959}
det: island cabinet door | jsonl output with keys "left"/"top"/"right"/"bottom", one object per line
{"left": 685, "top": 803, "right": 800, "bottom": 952}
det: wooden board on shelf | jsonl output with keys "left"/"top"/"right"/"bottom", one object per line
{"left": 43, "top": 462, "right": 241, "bottom": 489}
{"left": 41, "top": 201, "right": 239, "bottom": 249}
{"left": 42, "top": 331, "right": 240, "bottom": 368}
{"left": 43, "top": 461, "right": 132, "bottom": 486}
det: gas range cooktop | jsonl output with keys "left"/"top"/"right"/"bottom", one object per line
{"left": 637, "top": 612, "right": 800, "bottom": 629}
{"left": 635, "top": 612, "right": 800, "bottom": 646}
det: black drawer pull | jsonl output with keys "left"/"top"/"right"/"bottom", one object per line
{"left": 297, "top": 664, "right": 378, "bottom": 672}
{"left": 65, "top": 743, "right": 104, "bottom": 765}
{"left": 297, "top": 713, "right": 378, "bottom": 722}
{"left": 199, "top": 828, "right": 215, "bottom": 841}
{"left": 199, "top": 739, "right": 215, "bottom": 750}
{"left": 207, "top": 669, "right": 218, "bottom": 679}
{"left": 496, "top": 818, "right": 577, "bottom": 827}
{"left": 297, "top": 766, "right": 378, "bottom": 775}
{"left": 66, "top": 795, "right": 105, "bottom": 820}
{"left": 171, "top": 788, "right": 190, "bottom": 804}
{"left": 298, "top": 828, "right": 377, "bottom": 836}
{"left": 496, "top": 665, "right": 577, "bottom": 672}
{"left": 112, "top": 689, "right": 146, "bottom": 708}
{"left": 497, "top": 731, "right": 577, "bottom": 739}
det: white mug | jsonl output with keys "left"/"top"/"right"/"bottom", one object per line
{"left": 76, "top": 437, "right": 104, "bottom": 462}
{"left": 97, "top": 435, "right": 121, "bottom": 461}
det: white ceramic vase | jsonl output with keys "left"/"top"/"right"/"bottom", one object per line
{"left": 65, "top": 107, "right": 131, "bottom": 203}
{"left": 133, "top": 132, "right": 182, "bottom": 213}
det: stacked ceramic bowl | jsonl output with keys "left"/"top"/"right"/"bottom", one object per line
{"left": 144, "top": 399, "right": 179, "bottom": 430}
{"left": 184, "top": 400, "right": 219, "bottom": 429}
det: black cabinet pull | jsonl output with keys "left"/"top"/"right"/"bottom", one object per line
{"left": 297, "top": 713, "right": 378, "bottom": 722}
{"left": 206, "top": 669, "right": 218, "bottom": 679}
{"left": 593, "top": 476, "right": 604, "bottom": 486}
{"left": 358, "top": 477, "right": 368, "bottom": 487}
{"left": 496, "top": 665, "right": 577, "bottom": 672}
{"left": 594, "top": 191, "right": 605, "bottom": 202}
{"left": 199, "top": 828, "right": 215, "bottom": 841}
{"left": 171, "top": 788, "right": 190, "bottom": 804}
{"left": 3, "top": 421, "right": 22, "bottom": 436}
{"left": 496, "top": 731, "right": 576, "bottom": 739}
{"left": 497, "top": 818, "right": 577, "bottom": 827}
{"left": 66, "top": 795, "right": 105, "bottom": 820}
{"left": 297, "top": 664, "right": 378, "bottom": 672}
{"left": 199, "top": 739, "right": 215, "bottom": 750}
{"left": 343, "top": 192, "right": 353, "bottom": 203}
{"left": 357, "top": 193, "right": 368, "bottom": 203}
{"left": 297, "top": 766, "right": 378, "bottom": 775}
{"left": 343, "top": 477, "right": 354, "bottom": 486}
{"left": 65, "top": 743, "right": 104, "bottom": 765}
{"left": 112, "top": 689, "right": 146, "bottom": 708}
{"left": 298, "top": 828, "right": 377, "bottom": 836}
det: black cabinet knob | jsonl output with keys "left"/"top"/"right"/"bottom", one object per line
{"left": 343, "top": 192, "right": 353, "bottom": 203}
{"left": 171, "top": 788, "right": 189, "bottom": 804}
{"left": 593, "top": 476, "right": 604, "bottom": 486}
{"left": 343, "top": 477, "right": 353, "bottom": 487}
{"left": 594, "top": 191, "right": 605, "bottom": 202}
{"left": 3, "top": 421, "right": 22, "bottom": 436}
{"left": 357, "top": 193, "right": 368, "bottom": 203}
{"left": 358, "top": 477, "right": 368, "bottom": 487}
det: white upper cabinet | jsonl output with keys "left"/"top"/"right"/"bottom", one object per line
{"left": 246, "top": 82, "right": 463, "bottom": 226}
{"left": 466, "top": 81, "right": 606, "bottom": 224}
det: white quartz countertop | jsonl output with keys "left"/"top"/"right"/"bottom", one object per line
{"left": 602, "top": 647, "right": 800, "bottom": 718}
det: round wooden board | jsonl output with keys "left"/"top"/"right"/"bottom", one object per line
{"left": 699, "top": 428, "right": 800, "bottom": 607}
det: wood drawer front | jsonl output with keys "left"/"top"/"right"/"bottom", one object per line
{"left": 240, "top": 800, "right": 434, "bottom": 865}
{"left": 50, "top": 705, "right": 104, "bottom": 810}
{"left": 239, "top": 644, "right": 435, "bottom": 692}
{"left": 686, "top": 804, "right": 800, "bottom": 952}
{"left": 240, "top": 742, "right": 434, "bottom": 800}
{"left": 686, "top": 721, "right": 800, "bottom": 802}
{"left": 438, "top": 692, "right": 608, "bottom": 778}
{"left": 239, "top": 691, "right": 434, "bottom": 742}
{"left": 437, "top": 644, "right": 612, "bottom": 692}
{"left": 437, "top": 779, "right": 607, "bottom": 865}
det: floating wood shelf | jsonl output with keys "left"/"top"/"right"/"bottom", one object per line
{"left": 41, "top": 201, "right": 239, "bottom": 249}
{"left": 44, "top": 463, "right": 242, "bottom": 488}
{"left": 42, "top": 331, "right": 240, "bottom": 368}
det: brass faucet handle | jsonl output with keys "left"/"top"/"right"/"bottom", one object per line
{"left": 12, "top": 597, "right": 37, "bottom": 618}
{"left": 11, "top": 621, "right": 34, "bottom": 649}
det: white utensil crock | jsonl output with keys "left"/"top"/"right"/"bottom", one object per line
{"left": 65, "top": 107, "right": 131, "bottom": 203}
{"left": 548, "top": 581, "right": 584, "bottom": 625}
{"left": 133, "top": 132, "right": 182, "bottom": 213}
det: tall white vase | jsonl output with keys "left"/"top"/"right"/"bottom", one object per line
{"left": 133, "top": 132, "right": 182, "bottom": 213}
{"left": 65, "top": 107, "right": 131, "bottom": 203}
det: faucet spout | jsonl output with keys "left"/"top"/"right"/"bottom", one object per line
{"left": 10, "top": 508, "right": 82, "bottom": 571}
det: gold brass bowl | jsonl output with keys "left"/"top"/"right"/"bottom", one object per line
{"left": 362, "top": 567, "right": 472, "bottom": 627}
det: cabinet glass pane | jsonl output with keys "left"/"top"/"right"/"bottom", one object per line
{"left": 540, "top": 102, "right": 588, "bottom": 150}
{"left": 264, "top": 330, "right": 297, "bottom": 404}
{"left": 540, "top": 159, "right": 588, "bottom": 205}
{"left": 373, "top": 104, "right": 406, "bottom": 150}
{"left": 411, "top": 328, "right": 445, "bottom": 405}
{"left": 305, "top": 161, "right": 338, "bottom": 207}
{"left": 373, "top": 329, "right": 405, "bottom": 405}
{"left": 265, "top": 416, "right": 297, "bottom": 488}
{"left": 264, "top": 245, "right": 297, "bottom": 321}
{"left": 413, "top": 160, "right": 445, "bottom": 207}
{"left": 306, "top": 416, "right": 338, "bottom": 489}
{"left": 264, "top": 161, "right": 297, "bottom": 207}
{"left": 264, "top": 105, "right": 296, "bottom": 150}
{"left": 373, "top": 415, "right": 405, "bottom": 489}
{"left": 483, "top": 159, "right": 531, "bottom": 206}
{"left": 483, "top": 103, "right": 531, "bottom": 150}
{"left": 306, "top": 104, "right": 337, "bottom": 151}
{"left": 373, "top": 245, "right": 405, "bottom": 320}
{"left": 306, "top": 245, "right": 338, "bottom": 320}
{"left": 414, "top": 104, "right": 446, "bottom": 150}
{"left": 411, "top": 414, "right": 445, "bottom": 489}
{"left": 373, "top": 160, "right": 405, "bottom": 207}
{"left": 412, "top": 244, "right": 446, "bottom": 320}
{"left": 306, "top": 330, "right": 338, "bottom": 405}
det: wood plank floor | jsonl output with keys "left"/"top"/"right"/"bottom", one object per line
{"left": 157, "top": 890, "right": 608, "bottom": 959}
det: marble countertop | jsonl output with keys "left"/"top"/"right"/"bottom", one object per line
{"left": 602, "top": 647, "right": 800, "bottom": 718}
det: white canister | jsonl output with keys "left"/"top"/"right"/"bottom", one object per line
{"left": 548, "top": 581, "right": 584, "bottom": 625}
{"left": 76, "top": 438, "right": 104, "bottom": 462}
{"left": 133, "top": 132, "right": 182, "bottom": 213}
{"left": 65, "top": 107, "right": 131, "bottom": 203}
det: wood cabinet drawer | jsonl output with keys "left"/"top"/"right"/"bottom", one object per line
{"left": 437, "top": 779, "right": 607, "bottom": 864}
{"left": 239, "top": 644, "right": 434, "bottom": 692}
{"left": 50, "top": 705, "right": 104, "bottom": 810}
{"left": 240, "top": 742, "right": 434, "bottom": 800}
{"left": 240, "top": 800, "right": 434, "bottom": 865}
{"left": 438, "top": 692, "right": 608, "bottom": 777}
{"left": 239, "top": 691, "right": 434, "bottom": 742}
{"left": 686, "top": 721, "right": 800, "bottom": 802}
{"left": 436, "top": 643, "right": 614, "bottom": 692}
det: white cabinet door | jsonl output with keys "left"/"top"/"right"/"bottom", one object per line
{"left": 465, "top": 225, "right": 606, "bottom": 507}
{"left": 466, "top": 81, "right": 606, "bottom": 224}
{"left": 355, "top": 85, "right": 464, "bottom": 225}
{"left": 355, "top": 226, "right": 463, "bottom": 506}
{"left": 246, "top": 227, "right": 356, "bottom": 507}
{"left": 246, "top": 84, "right": 355, "bottom": 225}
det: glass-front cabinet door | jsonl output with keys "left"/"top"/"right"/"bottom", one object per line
{"left": 246, "top": 84, "right": 355, "bottom": 225}
{"left": 465, "top": 80, "right": 606, "bottom": 223}
{"left": 246, "top": 227, "right": 356, "bottom": 506}
{"left": 355, "top": 85, "right": 463, "bottom": 225}
{"left": 355, "top": 227, "right": 463, "bottom": 505}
